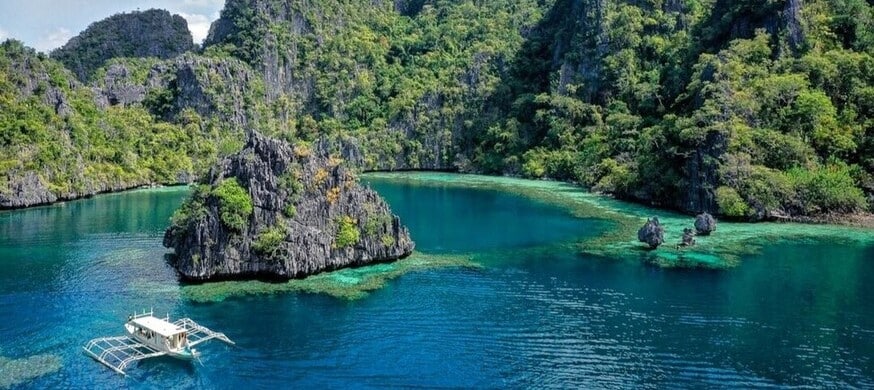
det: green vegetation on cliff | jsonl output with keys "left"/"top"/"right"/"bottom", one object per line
{"left": 474, "top": 0, "right": 874, "bottom": 219}
{"left": 0, "top": 31, "right": 257, "bottom": 208}
{"left": 167, "top": 179, "right": 255, "bottom": 235}
{"left": 335, "top": 215, "right": 361, "bottom": 248}
{"left": 0, "top": 41, "right": 230, "bottom": 207}
{"left": 1, "top": 0, "right": 872, "bottom": 220}
{"left": 201, "top": 0, "right": 873, "bottom": 220}
{"left": 204, "top": 0, "right": 541, "bottom": 169}
{"left": 51, "top": 9, "right": 195, "bottom": 81}
{"left": 213, "top": 178, "right": 254, "bottom": 231}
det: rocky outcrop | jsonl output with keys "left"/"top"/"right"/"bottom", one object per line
{"left": 681, "top": 228, "right": 696, "bottom": 247}
{"left": 0, "top": 175, "right": 157, "bottom": 209}
{"left": 149, "top": 55, "right": 258, "bottom": 128}
{"left": 93, "top": 54, "right": 259, "bottom": 128}
{"left": 93, "top": 64, "right": 147, "bottom": 108}
{"left": 163, "top": 132, "right": 414, "bottom": 281}
{"left": 203, "top": 0, "right": 315, "bottom": 102}
{"left": 0, "top": 172, "right": 57, "bottom": 208}
{"left": 694, "top": 213, "right": 717, "bottom": 235}
{"left": 637, "top": 217, "right": 665, "bottom": 249}
{"left": 51, "top": 9, "right": 195, "bottom": 81}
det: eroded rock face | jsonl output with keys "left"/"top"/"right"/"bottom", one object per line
{"left": 201, "top": 0, "right": 469, "bottom": 171}
{"left": 94, "top": 64, "right": 147, "bottom": 108}
{"left": 694, "top": 213, "right": 717, "bottom": 235}
{"left": 681, "top": 228, "right": 696, "bottom": 247}
{"left": 51, "top": 9, "right": 195, "bottom": 81}
{"left": 0, "top": 172, "right": 57, "bottom": 208}
{"left": 163, "top": 132, "right": 414, "bottom": 281}
{"left": 637, "top": 217, "right": 665, "bottom": 249}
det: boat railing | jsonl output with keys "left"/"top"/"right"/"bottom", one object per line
{"left": 174, "top": 318, "right": 235, "bottom": 346}
{"left": 83, "top": 336, "right": 166, "bottom": 375}
{"left": 129, "top": 308, "right": 172, "bottom": 322}
{"left": 130, "top": 308, "right": 154, "bottom": 320}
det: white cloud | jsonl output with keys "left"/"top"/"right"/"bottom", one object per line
{"left": 179, "top": 12, "right": 213, "bottom": 43}
{"left": 0, "top": 27, "right": 8, "bottom": 41}
{"left": 34, "top": 27, "right": 72, "bottom": 52}
{"left": 181, "top": 0, "right": 224, "bottom": 7}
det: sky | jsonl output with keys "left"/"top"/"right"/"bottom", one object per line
{"left": 0, "top": 0, "right": 226, "bottom": 53}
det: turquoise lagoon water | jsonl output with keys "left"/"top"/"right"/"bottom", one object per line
{"left": 0, "top": 175, "right": 872, "bottom": 388}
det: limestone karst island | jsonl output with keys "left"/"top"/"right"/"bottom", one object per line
{"left": 0, "top": 0, "right": 872, "bottom": 388}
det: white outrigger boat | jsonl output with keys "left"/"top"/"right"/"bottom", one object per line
{"left": 84, "top": 309, "right": 234, "bottom": 375}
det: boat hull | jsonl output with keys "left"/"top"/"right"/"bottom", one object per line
{"left": 167, "top": 349, "right": 198, "bottom": 361}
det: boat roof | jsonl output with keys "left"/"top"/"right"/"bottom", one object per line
{"left": 130, "top": 316, "right": 185, "bottom": 337}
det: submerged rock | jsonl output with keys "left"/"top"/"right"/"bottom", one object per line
{"left": 681, "top": 228, "right": 696, "bottom": 247}
{"left": 637, "top": 217, "right": 665, "bottom": 249}
{"left": 0, "top": 353, "right": 62, "bottom": 388}
{"left": 694, "top": 213, "right": 717, "bottom": 235}
{"left": 163, "top": 132, "right": 414, "bottom": 281}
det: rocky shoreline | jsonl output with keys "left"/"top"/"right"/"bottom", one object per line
{"left": 0, "top": 177, "right": 189, "bottom": 210}
{"left": 4, "top": 171, "right": 872, "bottom": 230}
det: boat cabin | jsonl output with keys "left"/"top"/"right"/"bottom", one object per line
{"left": 126, "top": 315, "right": 189, "bottom": 351}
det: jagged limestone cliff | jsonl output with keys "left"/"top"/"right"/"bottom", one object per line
{"left": 0, "top": 40, "right": 251, "bottom": 208}
{"left": 1, "top": 0, "right": 872, "bottom": 222}
{"left": 93, "top": 54, "right": 260, "bottom": 129}
{"left": 474, "top": 0, "right": 873, "bottom": 220}
{"left": 163, "top": 132, "right": 414, "bottom": 280}
{"left": 51, "top": 9, "right": 195, "bottom": 81}
{"left": 201, "top": 0, "right": 538, "bottom": 171}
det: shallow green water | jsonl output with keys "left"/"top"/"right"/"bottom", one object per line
{"left": 0, "top": 174, "right": 872, "bottom": 388}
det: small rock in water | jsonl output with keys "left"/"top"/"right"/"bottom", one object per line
{"left": 681, "top": 228, "right": 696, "bottom": 247}
{"left": 694, "top": 213, "right": 717, "bottom": 235}
{"left": 637, "top": 217, "right": 665, "bottom": 249}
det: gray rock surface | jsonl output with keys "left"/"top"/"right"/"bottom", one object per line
{"left": 637, "top": 217, "right": 665, "bottom": 249}
{"left": 694, "top": 212, "right": 717, "bottom": 235}
{"left": 163, "top": 131, "right": 415, "bottom": 281}
{"left": 43, "top": 87, "right": 73, "bottom": 116}
{"left": 0, "top": 172, "right": 57, "bottom": 208}
{"left": 94, "top": 64, "right": 146, "bottom": 108}
{"left": 93, "top": 54, "right": 257, "bottom": 128}
{"left": 0, "top": 169, "right": 155, "bottom": 209}
{"left": 51, "top": 9, "right": 195, "bottom": 81}
{"left": 681, "top": 228, "right": 696, "bottom": 247}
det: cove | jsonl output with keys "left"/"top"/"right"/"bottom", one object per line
{"left": 0, "top": 173, "right": 871, "bottom": 388}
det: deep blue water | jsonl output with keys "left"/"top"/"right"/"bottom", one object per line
{"left": 0, "top": 178, "right": 872, "bottom": 389}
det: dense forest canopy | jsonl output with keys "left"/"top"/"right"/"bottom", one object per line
{"left": 475, "top": 0, "right": 874, "bottom": 219}
{"left": 0, "top": 0, "right": 872, "bottom": 220}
